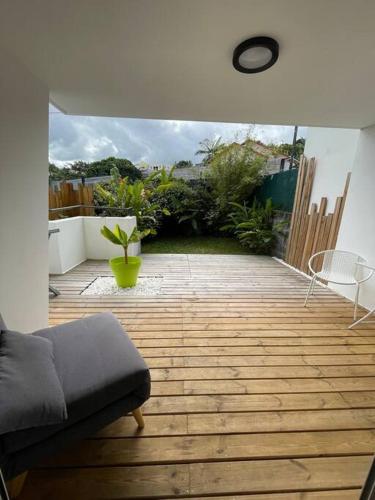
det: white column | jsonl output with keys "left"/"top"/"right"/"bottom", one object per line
{"left": 0, "top": 47, "right": 49, "bottom": 332}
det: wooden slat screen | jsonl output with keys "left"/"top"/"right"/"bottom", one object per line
{"left": 285, "top": 155, "right": 351, "bottom": 273}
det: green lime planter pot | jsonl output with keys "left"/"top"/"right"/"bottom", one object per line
{"left": 109, "top": 256, "right": 142, "bottom": 288}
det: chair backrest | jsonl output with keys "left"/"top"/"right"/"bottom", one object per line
{"left": 320, "top": 249, "right": 365, "bottom": 280}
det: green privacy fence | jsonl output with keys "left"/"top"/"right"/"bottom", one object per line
{"left": 253, "top": 169, "right": 298, "bottom": 212}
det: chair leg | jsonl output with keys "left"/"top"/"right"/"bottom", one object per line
{"left": 6, "top": 471, "right": 28, "bottom": 499}
{"left": 354, "top": 284, "right": 360, "bottom": 320}
{"left": 304, "top": 275, "right": 316, "bottom": 307}
{"left": 132, "top": 407, "right": 145, "bottom": 428}
{"left": 349, "top": 306, "right": 375, "bottom": 329}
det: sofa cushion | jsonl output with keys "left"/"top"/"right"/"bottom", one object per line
{"left": 33, "top": 312, "right": 149, "bottom": 421}
{"left": 0, "top": 330, "right": 67, "bottom": 435}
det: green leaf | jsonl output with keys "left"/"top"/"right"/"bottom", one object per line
{"left": 178, "top": 214, "right": 192, "bottom": 223}
{"left": 115, "top": 224, "right": 128, "bottom": 246}
{"left": 100, "top": 225, "right": 122, "bottom": 245}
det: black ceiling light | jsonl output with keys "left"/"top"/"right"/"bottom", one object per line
{"left": 232, "top": 36, "right": 279, "bottom": 74}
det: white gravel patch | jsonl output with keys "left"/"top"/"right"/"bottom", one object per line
{"left": 82, "top": 276, "right": 164, "bottom": 296}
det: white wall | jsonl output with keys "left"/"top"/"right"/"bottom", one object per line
{"left": 49, "top": 218, "right": 86, "bottom": 274}
{"left": 304, "top": 127, "right": 360, "bottom": 212}
{"left": 0, "top": 48, "right": 49, "bottom": 332}
{"left": 49, "top": 216, "right": 139, "bottom": 274}
{"left": 333, "top": 125, "right": 375, "bottom": 309}
{"left": 304, "top": 125, "right": 375, "bottom": 311}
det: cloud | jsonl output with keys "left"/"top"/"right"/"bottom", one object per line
{"left": 49, "top": 105, "right": 307, "bottom": 166}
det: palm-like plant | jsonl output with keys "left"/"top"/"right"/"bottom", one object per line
{"left": 195, "top": 137, "right": 224, "bottom": 165}
{"left": 101, "top": 225, "right": 150, "bottom": 264}
{"left": 95, "top": 167, "right": 169, "bottom": 232}
{"left": 145, "top": 166, "right": 177, "bottom": 193}
{"left": 221, "top": 199, "right": 277, "bottom": 254}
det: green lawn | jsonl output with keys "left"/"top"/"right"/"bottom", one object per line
{"left": 142, "top": 235, "right": 248, "bottom": 254}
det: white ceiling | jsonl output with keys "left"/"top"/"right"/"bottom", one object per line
{"left": 1, "top": 0, "right": 375, "bottom": 128}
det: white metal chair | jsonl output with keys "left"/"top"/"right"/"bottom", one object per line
{"left": 304, "top": 250, "right": 374, "bottom": 319}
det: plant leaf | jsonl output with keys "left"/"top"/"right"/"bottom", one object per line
{"left": 100, "top": 225, "right": 122, "bottom": 245}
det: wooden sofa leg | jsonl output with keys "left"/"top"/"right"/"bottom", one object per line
{"left": 6, "top": 471, "right": 28, "bottom": 499}
{"left": 132, "top": 407, "right": 145, "bottom": 428}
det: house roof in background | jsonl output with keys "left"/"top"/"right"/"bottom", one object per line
{"left": 1, "top": 0, "right": 375, "bottom": 128}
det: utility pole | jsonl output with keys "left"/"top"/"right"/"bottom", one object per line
{"left": 290, "top": 125, "right": 298, "bottom": 169}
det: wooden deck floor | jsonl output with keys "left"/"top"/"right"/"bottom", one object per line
{"left": 20, "top": 254, "right": 375, "bottom": 499}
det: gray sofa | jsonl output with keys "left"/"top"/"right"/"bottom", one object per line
{"left": 0, "top": 312, "right": 151, "bottom": 481}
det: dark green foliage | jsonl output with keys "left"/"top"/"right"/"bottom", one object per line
{"left": 49, "top": 163, "right": 79, "bottom": 181}
{"left": 207, "top": 142, "right": 266, "bottom": 210}
{"left": 150, "top": 179, "right": 214, "bottom": 236}
{"left": 86, "top": 157, "right": 142, "bottom": 181}
{"left": 270, "top": 138, "right": 305, "bottom": 167}
{"left": 174, "top": 160, "right": 193, "bottom": 169}
{"left": 49, "top": 157, "right": 142, "bottom": 182}
{"left": 221, "top": 199, "right": 278, "bottom": 255}
{"left": 94, "top": 167, "right": 169, "bottom": 233}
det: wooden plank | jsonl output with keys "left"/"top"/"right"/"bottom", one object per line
{"left": 182, "top": 377, "right": 375, "bottom": 395}
{"left": 151, "top": 365, "right": 375, "bottom": 380}
{"left": 331, "top": 172, "right": 351, "bottom": 248}
{"left": 289, "top": 158, "right": 309, "bottom": 266}
{"left": 285, "top": 155, "right": 306, "bottom": 262}
{"left": 142, "top": 391, "right": 375, "bottom": 414}
{"left": 171, "top": 492, "right": 361, "bottom": 500}
{"left": 327, "top": 196, "right": 343, "bottom": 250}
{"left": 301, "top": 203, "right": 318, "bottom": 273}
{"left": 292, "top": 158, "right": 316, "bottom": 267}
{"left": 98, "top": 408, "right": 375, "bottom": 437}
{"left": 21, "top": 458, "right": 370, "bottom": 499}
{"left": 43, "top": 430, "right": 375, "bottom": 467}
{"left": 20, "top": 464, "right": 190, "bottom": 500}
{"left": 189, "top": 456, "right": 372, "bottom": 495}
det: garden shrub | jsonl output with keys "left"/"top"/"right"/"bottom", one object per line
{"left": 221, "top": 199, "right": 279, "bottom": 255}
{"left": 150, "top": 179, "right": 215, "bottom": 236}
{"left": 94, "top": 167, "right": 168, "bottom": 234}
{"left": 207, "top": 141, "right": 266, "bottom": 210}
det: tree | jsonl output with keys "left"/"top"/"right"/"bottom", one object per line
{"left": 271, "top": 138, "right": 305, "bottom": 167}
{"left": 195, "top": 137, "right": 225, "bottom": 165}
{"left": 49, "top": 157, "right": 142, "bottom": 183}
{"left": 174, "top": 160, "right": 193, "bottom": 169}
{"left": 85, "top": 157, "right": 142, "bottom": 181}
{"left": 70, "top": 160, "right": 89, "bottom": 178}
{"left": 207, "top": 141, "right": 265, "bottom": 210}
{"left": 49, "top": 163, "right": 61, "bottom": 181}
{"left": 49, "top": 163, "right": 77, "bottom": 181}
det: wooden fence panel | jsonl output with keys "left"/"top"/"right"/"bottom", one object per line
{"left": 49, "top": 183, "right": 94, "bottom": 220}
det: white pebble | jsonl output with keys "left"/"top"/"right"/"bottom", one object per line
{"left": 82, "top": 276, "right": 164, "bottom": 296}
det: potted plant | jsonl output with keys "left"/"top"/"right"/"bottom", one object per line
{"left": 100, "top": 224, "right": 149, "bottom": 287}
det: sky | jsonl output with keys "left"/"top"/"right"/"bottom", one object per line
{"left": 49, "top": 104, "right": 307, "bottom": 167}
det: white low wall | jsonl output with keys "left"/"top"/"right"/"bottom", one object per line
{"left": 49, "top": 216, "right": 140, "bottom": 274}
